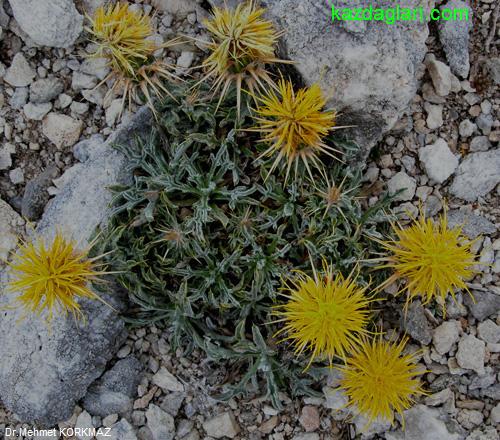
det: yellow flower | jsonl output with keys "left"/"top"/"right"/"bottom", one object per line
{"left": 274, "top": 260, "right": 373, "bottom": 368}
{"left": 338, "top": 336, "right": 426, "bottom": 426}
{"left": 252, "top": 79, "right": 339, "bottom": 181}
{"left": 7, "top": 232, "right": 110, "bottom": 322}
{"left": 86, "top": 2, "right": 156, "bottom": 78}
{"left": 86, "top": 3, "right": 180, "bottom": 114}
{"left": 375, "top": 210, "right": 478, "bottom": 314}
{"left": 199, "top": 0, "right": 287, "bottom": 115}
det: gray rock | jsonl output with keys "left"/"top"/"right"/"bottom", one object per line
{"left": 446, "top": 210, "right": 496, "bottom": 239}
{"left": 42, "top": 113, "right": 83, "bottom": 148}
{"left": 0, "top": 197, "right": 24, "bottom": 264}
{"left": 107, "top": 419, "right": 138, "bottom": 440}
{"left": 105, "top": 99, "right": 123, "bottom": 127}
{"left": 203, "top": 412, "right": 240, "bottom": 439}
{"left": 292, "top": 435, "right": 320, "bottom": 440}
{"left": 80, "top": 57, "right": 110, "bottom": 81}
{"left": 322, "top": 386, "right": 349, "bottom": 413}
{"left": 72, "top": 72, "right": 98, "bottom": 92}
{"left": 469, "top": 136, "right": 491, "bottom": 152}
{"left": 0, "top": 143, "right": 15, "bottom": 171}
{"left": 450, "top": 150, "right": 500, "bottom": 201}
{"left": 57, "top": 93, "right": 73, "bottom": 109}
{"left": 385, "top": 405, "right": 462, "bottom": 440}
{"left": 418, "top": 138, "right": 458, "bottom": 183}
{"left": 0, "top": 108, "right": 152, "bottom": 425}
{"left": 0, "top": 0, "right": 9, "bottom": 28}
{"left": 176, "top": 51, "right": 195, "bottom": 71}
{"left": 457, "top": 409, "right": 483, "bottom": 430}
{"left": 466, "top": 427, "right": 500, "bottom": 440}
{"left": 353, "top": 413, "right": 391, "bottom": 438}
{"left": 263, "top": 0, "right": 429, "bottom": 159}
{"left": 83, "top": 356, "right": 143, "bottom": 417}
{"left": 82, "top": 87, "right": 105, "bottom": 106}
{"left": 482, "top": 384, "right": 500, "bottom": 401}
{"left": 425, "top": 103, "right": 443, "bottom": 130}
{"left": 146, "top": 404, "right": 175, "bottom": 440}
{"left": 387, "top": 171, "right": 416, "bottom": 201}
{"left": 401, "top": 300, "right": 432, "bottom": 345}
{"left": 70, "top": 101, "right": 89, "bottom": 116}
{"left": 21, "top": 165, "right": 58, "bottom": 221}
{"left": 75, "top": 410, "right": 93, "bottom": 440}
{"left": 469, "top": 371, "right": 496, "bottom": 391}
{"left": 490, "top": 403, "right": 500, "bottom": 424}
{"left": 438, "top": 0, "right": 471, "bottom": 78}
{"left": 476, "top": 113, "right": 493, "bottom": 135}
{"left": 8, "top": 0, "right": 83, "bottom": 48}
{"left": 424, "top": 195, "right": 442, "bottom": 217}
{"left": 9, "top": 86, "right": 29, "bottom": 109}
{"left": 73, "top": 134, "right": 105, "bottom": 163}
{"left": 152, "top": 0, "right": 197, "bottom": 17}
{"left": 459, "top": 119, "right": 476, "bottom": 138}
{"left": 426, "top": 56, "right": 452, "bottom": 97}
{"left": 23, "top": 102, "right": 52, "bottom": 120}
{"left": 456, "top": 335, "right": 485, "bottom": 375}
{"left": 433, "top": 320, "right": 461, "bottom": 355}
{"left": 9, "top": 167, "right": 24, "bottom": 184}
{"left": 483, "top": 57, "right": 500, "bottom": 85}
{"left": 463, "top": 291, "right": 500, "bottom": 321}
{"left": 424, "top": 388, "right": 454, "bottom": 407}
{"left": 477, "top": 320, "right": 500, "bottom": 344}
{"left": 152, "top": 367, "right": 184, "bottom": 393}
{"left": 30, "top": 77, "right": 64, "bottom": 103}
{"left": 160, "top": 392, "right": 185, "bottom": 417}
{"left": 4, "top": 53, "right": 35, "bottom": 87}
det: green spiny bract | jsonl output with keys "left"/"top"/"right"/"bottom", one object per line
{"left": 98, "top": 85, "right": 390, "bottom": 408}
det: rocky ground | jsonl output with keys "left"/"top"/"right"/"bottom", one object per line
{"left": 0, "top": 0, "right": 499, "bottom": 439}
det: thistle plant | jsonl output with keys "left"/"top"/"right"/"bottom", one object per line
{"left": 97, "top": 84, "right": 391, "bottom": 407}
{"left": 251, "top": 79, "right": 340, "bottom": 181}
{"left": 273, "top": 260, "right": 374, "bottom": 368}
{"left": 197, "top": 0, "right": 288, "bottom": 115}
{"left": 374, "top": 210, "right": 479, "bottom": 314}
{"left": 7, "top": 232, "right": 109, "bottom": 322}
{"left": 338, "top": 336, "right": 426, "bottom": 426}
{"left": 86, "top": 2, "right": 181, "bottom": 114}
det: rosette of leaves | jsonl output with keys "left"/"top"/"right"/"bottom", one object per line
{"left": 97, "top": 85, "right": 391, "bottom": 408}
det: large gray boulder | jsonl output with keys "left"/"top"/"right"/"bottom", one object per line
{"left": 250, "top": 0, "right": 430, "bottom": 159}
{"left": 0, "top": 108, "right": 152, "bottom": 426}
{"left": 8, "top": 0, "right": 83, "bottom": 48}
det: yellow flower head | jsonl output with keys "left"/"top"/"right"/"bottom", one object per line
{"left": 87, "top": 2, "right": 156, "bottom": 78}
{"left": 274, "top": 260, "right": 373, "bottom": 368}
{"left": 253, "top": 79, "right": 339, "bottom": 181}
{"left": 376, "top": 210, "right": 478, "bottom": 314}
{"left": 338, "top": 336, "right": 426, "bottom": 426}
{"left": 86, "top": 3, "right": 180, "bottom": 114}
{"left": 200, "top": 0, "right": 286, "bottom": 114}
{"left": 7, "top": 232, "right": 109, "bottom": 322}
